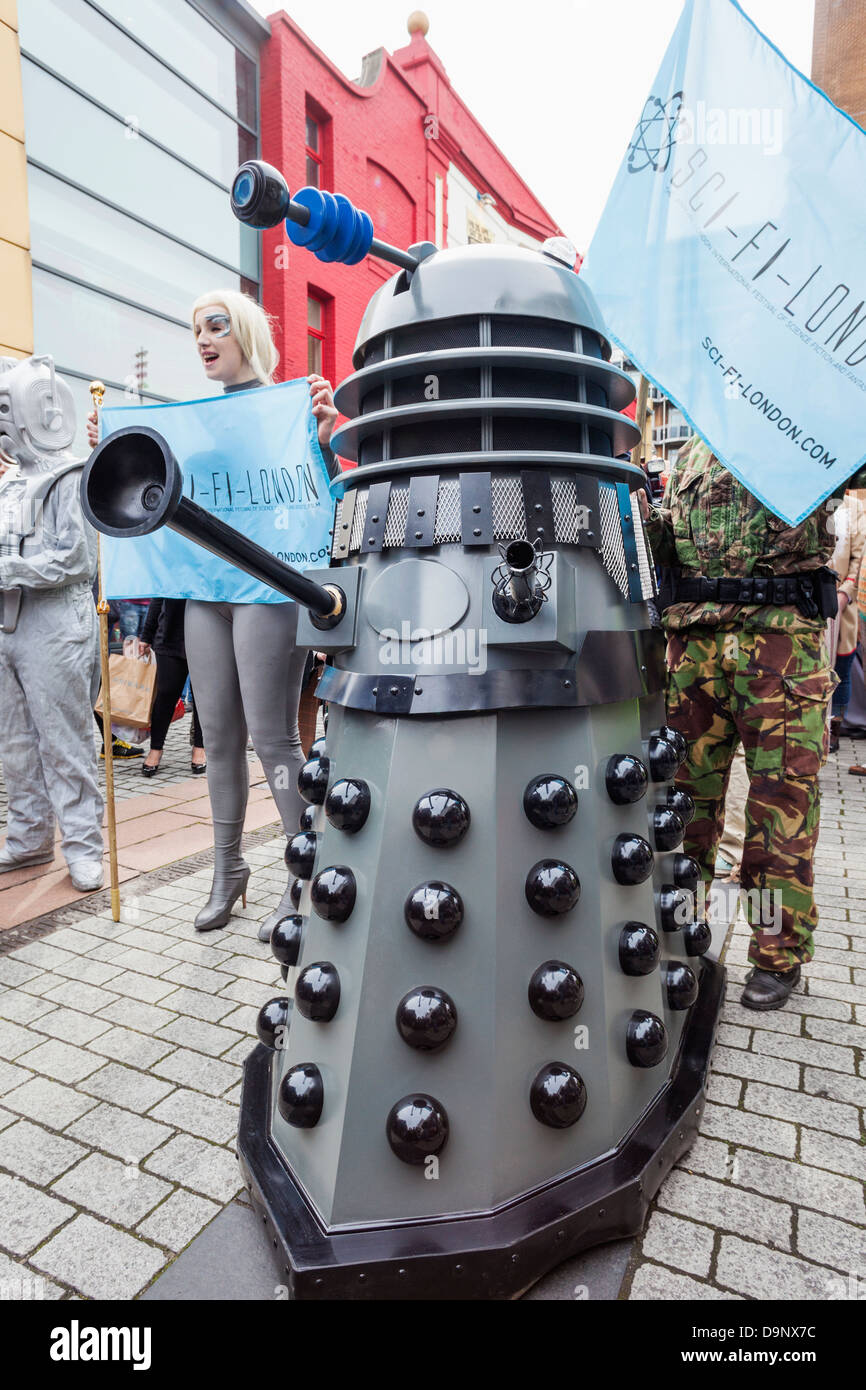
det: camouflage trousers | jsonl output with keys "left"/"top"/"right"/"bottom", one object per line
{"left": 665, "top": 626, "right": 836, "bottom": 971}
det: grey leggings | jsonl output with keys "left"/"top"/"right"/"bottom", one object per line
{"left": 185, "top": 600, "right": 308, "bottom": 864}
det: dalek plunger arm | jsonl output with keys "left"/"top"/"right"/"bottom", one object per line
{"left": 79, "top": 425, "right": 345, "bottom": 628}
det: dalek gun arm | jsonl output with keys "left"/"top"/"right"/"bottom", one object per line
{"left": 79, "top": 425, "right": 345, "bottom": 628}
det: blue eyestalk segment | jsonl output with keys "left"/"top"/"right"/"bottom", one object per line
{"left": 230, "top": 161, "right": 418, "bottom": 272}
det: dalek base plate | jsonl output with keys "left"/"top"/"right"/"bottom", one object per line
{"left": 237, "top": 958, "right": 725, "bottom": 1301}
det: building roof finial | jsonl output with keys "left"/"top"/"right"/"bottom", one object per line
{"left": 407, "top": 10, "right": 430, "bottom": 37}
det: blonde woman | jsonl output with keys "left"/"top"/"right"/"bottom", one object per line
{"left": 88, "top": 291, "right": 338, "bottom": 935}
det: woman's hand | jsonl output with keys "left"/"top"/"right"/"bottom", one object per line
{"left": 638, "top": 489, "right": 650, "bottom": 522}
{"left": 308, "top": 374, "right": 338, "bottom": 448}
{"left": 86, "top": 410, "right": 98, "bottom": 449}
{"left": 838, "top": 591, "right": 850, "bottom": 613}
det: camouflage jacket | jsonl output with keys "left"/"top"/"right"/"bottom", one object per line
{"left": 644, "top": 436, "right": 835, "bottom": 632}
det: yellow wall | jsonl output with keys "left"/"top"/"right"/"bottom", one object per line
{"left": 0, "top": 0, "right": 32, "bottom": 358}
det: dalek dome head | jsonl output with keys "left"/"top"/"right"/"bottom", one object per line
{"left": 332, "top": 240, "right": 639, "bottom": 471}
{"left": 349, "top": 241, "right": 611, "bottom": 371}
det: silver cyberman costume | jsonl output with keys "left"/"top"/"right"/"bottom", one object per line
{"left": 0, "top": 356, "right": 104, "bottom": 890}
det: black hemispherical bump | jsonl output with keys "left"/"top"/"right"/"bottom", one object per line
{"left": 295, "top": 961, "right": 341, "bottom": 1022}
{"left": 653, "top": 807, "right": 685, "bottom": 852}
{"left": 412, "top": 789, "right": 471, "bottom": 847}
{"left": 525, "top": 860, "right": 581, "bottom": 916}
{"left": 529, "top": 1063, "right": 587, "bottom": 1128}
{"left": 666, "top": 787, "right": 695, "bottom": 825}
{"left": 309, "top": 735, "right": 327, "bottom": 759}
{"left": 325, "top": 778, "right": 371, "bottom": 834}
{"left": 648, "top": 735, "right": 680, "bottom": 782}
{"left": 396, "top": 987, "right": 458, "bottom": 1051}
{"left": 659, "top": 725, "right": 687, "bottom": 761}
{"left": 523, "top": 775, "right": 578, "bottom": 829}
{"left": 270, "top": 913, "right": 304, "bottom": 967}
{"left": 289, "top": 877, "right": 302, "bottom": 909}
{"left": 626, "top": 1010, "right": 668, "bottom": 1067}
{"left": 605, "top": 754, "right": 649, "bottom": 805}
{"left": 299, "top": 806, "right": 315, "bottom": 832}
{"left": 404, "top": 882, "right": 464, "bottom": 942}
{"left": 278, "top": 1063, "right": 323, "bottom": 1127}
{"left": 672, "top": 854, "right": 701, "bottom": 893}
{"left": 666, "top": 962, "right": 699, "bottom": 1010}
{"left": 528, "top": 961, "right": 584, "bottom": 1020}
{"left": 286, "top": 831, "right": 317, "bottom": 880}
{"left": 683, "top": 919, "right": 712, "bottom": 957}
{"left": 659, "top": 884, "right": 693, "bottom": 931}
{"left": 298, "top": 756, "right": 330, "bottom": 805}
{"left": 255, "top": 996, "right": 291, "bottom": 1048}
{"left": 618, "top": 922, "right": 661, "bottom": 976}
{"left": 310, "top": 865, "right": 356, "bottom": 922}
{"left": 611, "top": 833, "right": 654, "bottom": 885}
{"left": 386, "top": 1094, "right": 449, "bottom": 1164}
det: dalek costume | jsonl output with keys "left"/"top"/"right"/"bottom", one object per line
{"left": 82, "top": 162, "right": 724, "bottom": 1299}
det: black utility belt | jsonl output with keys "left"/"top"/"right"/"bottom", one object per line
{"left": 658, "top": 567, "right": 838, "bottom": 620}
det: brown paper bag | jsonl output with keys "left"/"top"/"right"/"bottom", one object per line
{"left": 95, "top": 650, "right": 157, "bottom": 729}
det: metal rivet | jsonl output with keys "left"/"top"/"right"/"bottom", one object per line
{"left": 415, "top": 687, "right": 423, "bottom": 695}
{"left": 417, "top": 508, "right": 425, "bottom": 517}
{"left": 414, "top": 531, "right": 422, "bottom": 539}
{"left": 563, "top": 680, "right": 572, "bottom": 689}
{"left": 472, "top": 504, "right": 481, "bottom": 513}
{"left": 473, "top": 528, "right": 481, "bottom": 537}
{"left": 371, "top": 514, "right": 379, "bottom": 523}
{"left": 534, "top": 502, "right": 542, "bottom": 511}
{"left": 390, "top": 686, "right": 398, "bottom": 695}
{"left": 372, "top": 687, "right": 378, "bottom": 695}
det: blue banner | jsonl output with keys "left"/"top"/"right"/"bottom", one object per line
{"left": 581, "top": 0, "right": 866, "bottom": 525}
{"left": 101, "top": 379, "right": 334, "bottom": 603}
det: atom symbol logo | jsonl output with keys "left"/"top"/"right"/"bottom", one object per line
{"left": 628, "top": 91, "right": 685, "bottom": 174}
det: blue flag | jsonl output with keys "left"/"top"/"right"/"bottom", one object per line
{"left": 100, "top": 379, "right": 334, "bottom": 603}
{"left": 581, "top": 0, "right": 866, "bottom": 525}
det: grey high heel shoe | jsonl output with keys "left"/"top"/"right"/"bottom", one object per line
{"left": 257, "top": 876, "right": 298, "bottom": 943}
{"left": 195, "top": 863, "right": 251, "bottom": 933}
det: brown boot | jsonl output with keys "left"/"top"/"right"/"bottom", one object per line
{"left": 829, "top": 716, "right": 841, "bottom": 754}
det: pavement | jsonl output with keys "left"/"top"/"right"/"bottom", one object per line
{"left": 0, "top": 719, "right": 275, "bottom": 929}
{"left": 0, "top": 725, "right": 863, "bottom": 1301}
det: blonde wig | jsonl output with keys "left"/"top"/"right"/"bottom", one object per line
{"left": 191, "top": 289, "right": 279, "bottom": 385}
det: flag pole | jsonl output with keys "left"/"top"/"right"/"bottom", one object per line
{"left": 90, "top": 380, "right": 120, "bottom": 923}
{"left": 630, "top": 374, "right": 650, "bottom": 471}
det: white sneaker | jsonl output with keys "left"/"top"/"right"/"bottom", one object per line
{"left": 0, "top": 843, "right": 55, "bottom": 874}
{"left": 68, "top": 860, "right": 105, "bottom": 892}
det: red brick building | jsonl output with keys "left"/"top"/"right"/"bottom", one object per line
{"left": 259, "top": 11, "right": 563, "bottom": 390}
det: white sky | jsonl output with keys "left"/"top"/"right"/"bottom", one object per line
{"left": 248, "top": 0, "right": 815, "bottom": 251}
